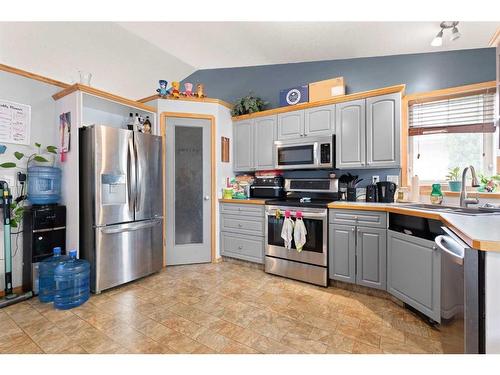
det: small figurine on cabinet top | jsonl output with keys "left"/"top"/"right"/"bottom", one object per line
{"left": 156, "top": 80, "right": 169, "bottom": 97}
{"left": 195, "top": 83, "right": 206, "bottom": 98}
{"left": 171, "top": 81, "right": 181, "bottom": 99}
{"left": 182, "top": 82, "right": 193, "bottom": 97}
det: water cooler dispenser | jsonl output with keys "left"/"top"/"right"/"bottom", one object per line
{"left": 22, "top": 205, "right": 66, "bottom": 294}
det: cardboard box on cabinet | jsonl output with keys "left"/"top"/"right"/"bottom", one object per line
{"left": 309, "top": 77, "right": 345, "bottom": 102}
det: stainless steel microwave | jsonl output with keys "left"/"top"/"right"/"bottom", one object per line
{"left": 274, "top": 136, "right": 334, "bottom": 170}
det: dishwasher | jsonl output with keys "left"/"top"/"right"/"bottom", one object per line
{"left": 388, "top": 213, "right": 485, "bottom": 354}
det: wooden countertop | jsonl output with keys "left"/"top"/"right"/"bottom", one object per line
{"left": 328, "top": 201, "right": 500, "bottom": 252}
{"left": 218, "top": 198, "right": 267, "bottom": 205}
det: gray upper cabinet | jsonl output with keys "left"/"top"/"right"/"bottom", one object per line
{"left": 336, "top": 99, "right": 366, "bottom": 168}
{"left": 356, "top": 226, "right": 387, "bottom": 290}
{"left": 304, "top": 104, "right": 335, "bottom": 137}
{"left": 254, "top": 115, "right": 277, "bottom": 170}
{"left": 233, "top": 120, "right": 254, "bottom": 172}
{"left": 329, "top": 223, "right": 356, "bottom": 284}
{"left": 366, "top": 93, "right": 401, "bottom": 168}
{"left": 387, "top": 230, "right": 441, "bottom": 322}
{"left": 277, "top": 110, "right": 304, "bottom": 140}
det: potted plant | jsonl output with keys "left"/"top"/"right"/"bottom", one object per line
{"left": 231, "top": 93, "right": 268, "bottom": 116}
{"left": 0, "top": 142, "right": 58, "bottom": 227}
{"left": 478, "top": 174, "right": 500, "bottom": 193}
{"left": 446, "top": 167, "right": 461, "bottom": 192}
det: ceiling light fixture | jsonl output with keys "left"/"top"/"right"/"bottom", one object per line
{"left": 431, "top": 21, "right": 460, "bottom": 47}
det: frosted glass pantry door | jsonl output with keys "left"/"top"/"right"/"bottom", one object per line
{"left": 165, "top": 117, "right": 211, "bottom": 265}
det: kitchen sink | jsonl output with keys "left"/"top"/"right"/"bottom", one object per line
{"left": 399, "top": 203, "right": 500, "bottom": 216}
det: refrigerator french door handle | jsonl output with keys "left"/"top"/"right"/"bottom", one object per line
{"left": 101, "top": 219, "right": 162, "bottom": 234}
{"left": 134, "top": 137, "right": 141, "bottom": 212}
{"left": 128, "top": 136, "right": 137, "bottom": 214}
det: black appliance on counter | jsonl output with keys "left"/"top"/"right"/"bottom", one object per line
{"left": 376, "top": 181, "right": 397, "bottom": 203}
{"left": 365, "top": 184, "right": 377, "bottom": 202}
{"left": 22, "top": 205, "right": 66, "bottom": 294}
{"left": 250, "top": 176, "right": 285, "bottom": 199}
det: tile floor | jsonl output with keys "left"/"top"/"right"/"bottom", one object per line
{"left": 0, "top": 262, "right": 459, "bottom": 354}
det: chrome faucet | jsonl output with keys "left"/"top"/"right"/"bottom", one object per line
{"left": 459, "top": 166, "right": 480, "bottom": 207}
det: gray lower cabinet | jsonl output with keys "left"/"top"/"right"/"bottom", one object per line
{"left": 336, "top": 99, "right": 366, "bottom": 168}
{"left": 220, "top": 231, "right": 264, "bottom": 264}
{"left": 366, "top": 93, "right": 401, "bottom": 168}
{"left": 233, "top": 115, "right": 277, "bottom": 172}
{"left": 220, "top": 203, "right": 265, "bottom": 264}
{"left": 329, "top": 209, "right": 387, "bottom": 291}
{"left": 233, "top": 119, "right": 254, "bottom": 171}
{"left": 356, "top": 226, "right": 386, "bottom": 290}
{"left": 387, "top": 230, "right": 441, "bottom": 322}
{"left": 329, "top": 223, "right": 356, "bottom": 283}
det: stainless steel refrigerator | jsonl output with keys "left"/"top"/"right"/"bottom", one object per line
{"left": 79, "top": 125, "right": 163, "bottom": 293}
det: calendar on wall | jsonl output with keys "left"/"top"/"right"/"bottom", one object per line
{"left": 0, "top": 99, "right": 31, "bottom": 145}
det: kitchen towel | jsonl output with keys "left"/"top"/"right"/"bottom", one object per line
{"left": 293, "top": 218, "right": 307, "bottom": 252}
{"left": 281, "top": 216, "right": 295, "bottom": 250}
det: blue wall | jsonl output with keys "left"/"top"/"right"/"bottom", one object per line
{"left": 182, "top": 48, "right": 496, "bottom": 109}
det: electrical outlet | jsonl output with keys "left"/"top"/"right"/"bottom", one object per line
{"left": 372, "top": 175, "right": 380, "bottom": 184}
{"left": 387, "top": 175, "right": 399, "bottom": 186}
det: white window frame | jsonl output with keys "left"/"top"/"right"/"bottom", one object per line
{"left": 408, "top": 130, "right": 497, "bottom": 186}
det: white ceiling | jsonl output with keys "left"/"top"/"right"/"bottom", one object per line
{"left": 118, "top": 22, "right": 499, "bottom": 70}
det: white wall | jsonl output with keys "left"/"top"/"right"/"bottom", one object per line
{"left": 0, "top": 70, "right": 59, "bottom": 290}
{"left": 0, "top": 22, "right": 196, "bottom": 100}
{"left": 152, "top": 99, "right": 233, "bottom": 259}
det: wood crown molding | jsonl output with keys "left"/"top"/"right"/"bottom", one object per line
{"left": 138, "top": 93, "right": 233, "bottom": 110}
{"left": 0, "top": 63, "right": 69, "bottom": 89}
{"left": 405, "top": 81, "right": 496, "bottom": 105}
{"left": 489, "top": 27, "right": 500, "bottom": 47}
{"left": 52, "top": 83, "right": 156, "bottom": 113}
{"left": 231, "top": 84, "right": 406, "bottom": 121}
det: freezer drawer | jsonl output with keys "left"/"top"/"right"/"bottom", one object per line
{"left": 93, "top": 219, "right": 163, "bottom": 293}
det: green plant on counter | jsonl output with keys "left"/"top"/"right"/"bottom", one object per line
{"left": 0, "top": 142, "right": 58, "bottom": 227}
{"left": 478, "top": 173, "right": 500, "bottom": 193}
{"left": 445, "top": 167, "right": 461, "bottom": 181}
{"left": 231, "top": 93, "right": 268, "bottom": 116}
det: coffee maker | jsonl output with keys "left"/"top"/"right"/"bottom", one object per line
{"left": 376, "top": 181, "right": 397, "bottom": 203}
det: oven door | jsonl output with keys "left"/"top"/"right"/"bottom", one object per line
{"left": 275, "top": 141, "right": 318, "bottom": 170}
{"left": 265, "top": 206, "right": 327, "bottom": 266}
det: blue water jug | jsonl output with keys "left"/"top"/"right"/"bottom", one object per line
{"left": 54, "top": 250, "right": 90, "bottom": 310}
{"left": 27, "top": 166, "right": 62, "bottom": 205}
{"left": 38, "top": 247, "right": 68, "bottom": 303}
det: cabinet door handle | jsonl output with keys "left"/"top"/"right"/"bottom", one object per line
{"left": 351, "top": 227, "right": 355, "bottom": 232}
{"left": 238, "top": 245, "right": 243, "bottom": 250}
{"left": 238, "top": 223, "right": 243, "bottom": 227}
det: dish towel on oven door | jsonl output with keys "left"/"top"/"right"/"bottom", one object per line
{"left": 294, "top": 212, "right": 307, "bottom": 252}
{"left": 281, "top": 213, "right": 295, "bottom": 250}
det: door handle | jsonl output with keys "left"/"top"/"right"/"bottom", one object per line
{"left": 128, "top": 137, "right": 136, "bottom": 212}
{"left": 134, "top": 138, "right": 141, "bottom": 212}
{"left": 204, "top": 195, "right": 210, "bottom": 201}
{"left": 434, "top": 235, "right": 464, "bottom": 265}
{"left": 101, "top": 219, "right": 161, "bottom": 234}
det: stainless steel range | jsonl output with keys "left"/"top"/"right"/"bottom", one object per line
{"left": 264, "top": 178, "right": 339, "bottom": 286}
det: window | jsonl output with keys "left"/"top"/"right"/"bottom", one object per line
{"left": 408, "top": 87, "right": 498, "bottom": 184}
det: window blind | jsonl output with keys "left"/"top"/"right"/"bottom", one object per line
{"left": 409, "top": 90, "right": 496, "bottom": 136}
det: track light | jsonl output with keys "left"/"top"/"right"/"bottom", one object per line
{"left": 431, "top": 21, "right": 460, "bottom": 47}
{"left": 450, "top": 26, "right": 461, "bottom": 41}
{"left": 431, "top": 29, "right": 444, "bottom": 47}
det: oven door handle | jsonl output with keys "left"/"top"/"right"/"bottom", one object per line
{"left": 266, "top": 211, "right": 326, "bottom": 219}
